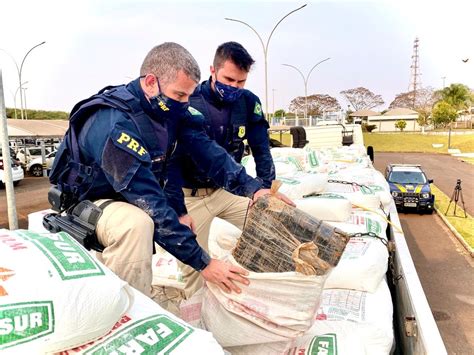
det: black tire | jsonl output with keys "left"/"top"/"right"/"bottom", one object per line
{"left": 13, "top": 180, "right": 20, "bottom": 186}
{"left": 367, "top": 146, "right": 374, "bottom": 163}
{"left": 290, "top": 127, "right": 301, "bottom": 148}
{"left": 30, "top": 164, "right": 43, "bottom": 177}
{"left": 426, "top": 208, "right": 434, "bottom": 215}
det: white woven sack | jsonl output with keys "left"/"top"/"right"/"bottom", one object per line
{"left": 329, "top": 169, "right": 391, "bottom": 209}
{"left": 201, "top": 255, "right": 328, "bottom": 347}
{"left": 310, "top": 320, "right": 391, "bottom": 354}
{"left": 151, "top": 244, "right": 184, "bottom": 289}
{"left": 27, "top": 209, "right": 55, "bottom": 233}
{"left": 225, "top": 325, "right": 366, "bottom": 355}
{"left": 324, "top": 235, "right": 388, "bottom": 292}
{"left": 295, "top": 193, "right": 352, "bottom": 222}
{"left": 325, "top": 182, "right": 381, "bottom": 210}
{"left": 0, "top": 229, "right": 133, "bottom": 354}
{"left": 277, "top": 173, "right": 328, "bottom": 200}
{"left": 286, "top": 327, "right": 367, "bottom": 355}
{"left": 271, "top": 148, "right": 307, "bottom": 176}
{"left": 315, "top": 281, "right": 394, "bottom": 353}
{"left": 59, "top": 286, "right": 224, "bottom": 354}
{"left": 208, "top": 218, "right": 241, "bottom": 259}
{"left": 179, "top": 288, "right": 205, "bottom": 329}
{"left": 349, "top": 210, "right": 389, "bottom": 238}
{"left": 240, "top": 155, "right": 257, "bottom": 178}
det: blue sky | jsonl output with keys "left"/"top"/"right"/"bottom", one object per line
{"left": 1, "top": 0, "right": 472, "bottom": 114}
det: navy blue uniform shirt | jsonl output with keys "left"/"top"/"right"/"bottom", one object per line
{"left": 165, "top": 78, "right": 275, "bottom": 216}
{"left": 73, "top": 79, "right": 262, "bottom": 271}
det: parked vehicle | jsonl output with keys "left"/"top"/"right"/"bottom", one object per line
{"left": 385, "top": 164, "right": 435, "bottom": 214}
{"left": 16, "top": 146, "right": 52, "bottom": 165}
{"left": 27, "top": 150, "right": 57, "bottom": 177}
{"left": 0, "top": 148, "right": 24, "bottom": 186}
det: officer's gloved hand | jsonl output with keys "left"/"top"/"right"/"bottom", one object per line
{"left": 201, "top": 259, "right": 249, "bottom": 294}
{"left": 251, "top": 189, "right": 295, "bottom": 207}
{"left": 178, "top": 214, "right": 196, "bottom": 233}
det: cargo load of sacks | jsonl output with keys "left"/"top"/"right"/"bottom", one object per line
{"left": 199, "top": 183, "right": 350, "bottom": 351}
{"left": 0, "top": 229, "right": 223, "bottom": 354}
{"left": 186, "top": 215, "right": 393, "bottom": 354}
{"left": 226, "top": 280, "right": 394, "bottom": 354}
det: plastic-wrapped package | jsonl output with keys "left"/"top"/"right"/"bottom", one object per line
{"left": 232, "top": 185, "right": 350, "bottom": 275}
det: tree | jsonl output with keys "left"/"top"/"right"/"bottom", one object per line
{"left": 436, "top": 83, "right": 471, "bottom": 112}
{"left": 431, "top": 101, "right": 458, "bottom": 127}
{"left": 394, "top": 120, "right": 407, "bottom": 131}
{"left": 6, "top": 108, "right": 69, "bottom": 120}
{"left": 340, "top": 87, "right": 384, "bottom": 111}
{"left": 389, "top": 87, "right": 438, "bottom": 110}
{"left": 274, "top": 109, "right": 286, "bottom": 118}
{"left": 389, "top": 87, "right": 439, "bottom": 132}
{"left": 289, "top": 94, "right": 341, "bottom": 116}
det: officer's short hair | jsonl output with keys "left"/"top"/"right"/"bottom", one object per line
{"left": 140, "top": 42, "right": 201, "bottom": 86}
{"left": 213, "top": 42, "right": 255, "bottom": 72}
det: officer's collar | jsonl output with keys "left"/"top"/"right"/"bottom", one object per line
{"left": 127, "top": 78, "right": 165, "bottom": 122}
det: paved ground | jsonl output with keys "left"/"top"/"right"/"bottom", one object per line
{"left": 374, "top": 153, "right": 474, "bottom": 354}
{"left": 398, "top": 213, "right": 474, "bottom": 354}
{"left": 375, "top": 152, "right": 473, "bottom": 216}
{"left": 0, "top": 176, "right": 51, "bottom": 229}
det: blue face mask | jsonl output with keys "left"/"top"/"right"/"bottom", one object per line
{"left": 214, "top": 79, "right": 243, "bottom": 104}
{"left": 149, "top": 77, "right": 189, "bottom": 119}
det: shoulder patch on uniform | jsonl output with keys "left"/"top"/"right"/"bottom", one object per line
{"left": 188, "top": 106, "right": 202, "bottom": 116}
{"left": 111, "top": 129, "right": 150, "bottom": 162}
{"left": 254, "top": 102, "right": 263, "bottom": 116}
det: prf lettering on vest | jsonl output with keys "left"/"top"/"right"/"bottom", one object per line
{"left": 116, "top": 132, "right": 148, "bottom": 156}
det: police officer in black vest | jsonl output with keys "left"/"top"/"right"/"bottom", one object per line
{"left": 46, "top": 42, "right": 291, "bottom": 313}
{"left": 166, "top": 42, "right": 289, "bottom": 300}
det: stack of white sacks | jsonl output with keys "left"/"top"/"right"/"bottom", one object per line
{"left": 195, "top": 145, "right": 394, "bottom": 354}
{"left": 22, "top": 144, "right": 393, "bottom": 354}
{"left": 2, "top": 227, "right": 224, "bottom": 354}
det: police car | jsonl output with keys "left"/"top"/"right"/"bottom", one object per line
{"left": 385, "top": 164, "right": 435, "bottom": 214}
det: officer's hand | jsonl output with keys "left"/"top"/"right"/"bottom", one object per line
{"left": 252, "top": 189, "right": 296, "bottom": 207}
{"left": 178, "top": 214, "right": 196, "bottom": 233}
{"left": 201, "top": 259, "right": 250, "bottom": 294}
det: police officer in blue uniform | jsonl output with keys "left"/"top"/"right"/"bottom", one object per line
{"left": 47, "top": 43, "right": 289, "bottom": 312}
{"left": 165, "top": 42, "right": 285, "bottom": 299}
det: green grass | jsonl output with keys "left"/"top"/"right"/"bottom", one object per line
{"left": 432, "top": 185, "right": 474, "bottom": 248}
{"left": 363, "top": 133, "right": 474, "bottom": 153}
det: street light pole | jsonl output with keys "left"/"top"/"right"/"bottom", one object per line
{"left": 272, "top": 88, "right": 276, "bottom": 121}
{"left": 23, "top": 87, "right": 28, "bottom": 119}
{"left": 282, "top": 57, "right": 330, "bottom": 119}
{"left": 14, "top": 81, "right": 28, "bottom": 117}
{"left": 225, "top": 4, "right": 307, "bottom": 121}
{"left": 0, "top": 41, "right": 46, "bottom": 120}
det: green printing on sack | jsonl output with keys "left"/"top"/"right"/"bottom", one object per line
{"left": 288, "top": 157, "right": 304, "bottom": 171}
{"left": 368, "top": 185, "right": 384, "bottom": 192}
{"left": 0, "top": 301, "right": 54, "bottom": 350}
{"left": 84, "top": 315, "right": 194, "bottom": 355}
{"left": 315, "top": 193, "right": 345, "bottom": 200}
{"left": 366, "top": 219, "right": 382, "bottom": 235}
{"left": 308, "top": 151, "right": 319, "bottom": 167}
{"left": 307, "top": 333, "right": 338, "bottom": 355}
{"left": 359, "top": 185, "right": 374, "bottom": 195}
{"left": 278, "top": 177, "right": 301, "bottom": 185}
{"left": 18, "top": 231, "right": 105, "bottom": 280}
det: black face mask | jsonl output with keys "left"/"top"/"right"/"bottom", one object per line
{"left": 149, "top": 77, "right": 189, "bottom": 119}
